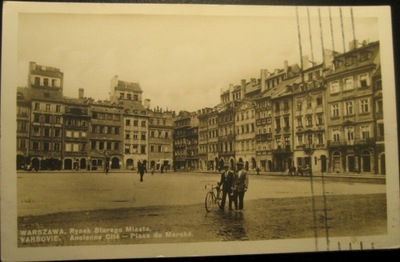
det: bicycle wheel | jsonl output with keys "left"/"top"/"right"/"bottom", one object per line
{"left": 205, "top": 192, "right": 214, "bottom": 212}
{"left": 216, "top": 190, "right": 222, "bottom": 209}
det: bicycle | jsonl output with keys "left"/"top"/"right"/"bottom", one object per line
{"left": 204, "top": 183, "right": 222, "bottom": 212}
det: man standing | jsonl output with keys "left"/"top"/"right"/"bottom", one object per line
{"left": 234, "top": 161, "right": 249, "bottom": 211}
{"left": 138, "top": 161, "right": 147, "bottom": 182}
{"left": 218, "top": 164, "right": 235, "bottom": 211}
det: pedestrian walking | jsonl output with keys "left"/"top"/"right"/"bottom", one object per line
{"left": 234, "top": 161, "right": 249, "bottom": 211}
{"left": 151, "top": 166, "right": 155, "bottom": 175}
{"left": 138, "top": 161, "right": 147, "bottom": 182}
{"left": 218, "top": 164, "right": 236, "bottom": 211}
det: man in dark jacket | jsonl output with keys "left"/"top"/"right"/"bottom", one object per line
{"left": 138, "top": 161, "right": 147, "bottom": 182}
{"left": 218, "top": 164, "right": 236, "bottom": 211}
{"left": 234, "top": 161, "right": 249, "bottom": 211}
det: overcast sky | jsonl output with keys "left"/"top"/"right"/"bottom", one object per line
{"left": 17, "top": 5, "right": 379, "bottom": 112}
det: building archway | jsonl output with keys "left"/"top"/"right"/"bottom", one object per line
{"left": 321, "top": 155, "right": 327, "bottom": 172}
{"left": 361, "top": 150, "right": 371, "bottom": 172}
{"left": 17, "top": 155, "right": 27, "bottom": 170}
{"left": 251, "top": 157, "right": 257, "bottom": 170}
{"left": 31, "top": 158, "right": 40, "bottom": 170}
{"left": 126, "top": 159, "right": 134, "bottom": 169}
{"left": 219, "top": 158, "right": 225, "bottom": 171}
{"left": 80, "top": 158, "right": 87, "bottom": 169}
{"left": 332, "top": 151, "right": 341, "bottom": 173}
{"left": 111, "top": 157, "right": 120, "bottom": 169}
{"left": 64, "top": 159, "right": 73, "bottom": 170}
{"left": 379, "top": 153, "right": 386, "bottom": 175}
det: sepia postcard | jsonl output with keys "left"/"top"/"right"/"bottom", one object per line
{"left": 1, "top": 1, "right": 400, "bottom": 261}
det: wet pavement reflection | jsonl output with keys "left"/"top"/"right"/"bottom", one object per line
{"left": 204, "top": 209, "right": 249, "bottom": 241}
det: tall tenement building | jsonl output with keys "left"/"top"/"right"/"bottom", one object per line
{"left": 325, "top": 41, "right": 382, "bottom": 174}
{"left": 17, "top": 41, "right": 385, "bottom": 175}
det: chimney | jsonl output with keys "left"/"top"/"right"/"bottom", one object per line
{"left": 260, "top": 69, "right": 268, "bottom": 92}
{"left": 302, "top": 55, "right": 310, "bottom": 70}
{"left": 144, "top": 99, "right": 150, "bottom": 109}
{"left": 284, "top": 60, "right": 289, "bottom": 73}
{"left": 349, "top": 39, "right": 359, "bottom": 51}
{"left": 78, "top": 88, "right": 84, "bottom": 99}
{"left": 241, "top": 79, "right": 246, "bottom": 95}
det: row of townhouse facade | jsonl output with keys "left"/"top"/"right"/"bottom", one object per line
{"left": 16, "top": 62, "right": 175, "bottom": 171}
{"left": 173, "top": 40, "right": 385, "bottom": 175}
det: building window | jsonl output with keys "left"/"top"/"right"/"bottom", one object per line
{"left": 18, "top": 139, "right": 26, "bottom": 149}
{"left": 134, "top": 94, "right": 138, "bottom": 101}
{"left": 141, "top": 133, "right": 146, "bottom": 140}
{"left": 114, "top": 142, "right": 119, "bottom": 150}
{"left": 141, "top": 121, "right": 146, "bottom": 127}
{"left": 378, "top": 123, "right": 384, "bottom": 140}
{"left": 316, "top": 133, "right": 323, "bottom": 144}
{"left": 361, "top": 126, "right": 370, "bottom": 139}
{"left": 331, "top": 104, "right": 340, "bottom": 117}
{"left": 32, "top": 142, "right": 39, "bottom": 150}
{"left": 306, "top": 98, "right": 312, "bottom": 109}
{"left": 125, "top": 133, "right": 130, "bottom": 139}
{"left": 316, "top": 113, "right": 323, "bottom": 125}
{"left": 345, "top": 127, "right": 354, "bottom": 141}
{"left": 297, "top": 116, "right": 302, "bottom": 127}
{"left": 120, "top": 93, "right": 124, "bottom": 99}
{"left": 359, "top": 74, "right": 369, "bottom": 88}
{"left": 306, "top": 115, "right": 313, "bottom": 127}
{"left": 345, "top": 101, "right": 354, "bottom": 115}
{"left": 316, "top": 97, "right": 322, "bottom": 106}
{"left": 127, "top": 94, "right": 132, "bottom": 100}
{"left": 44, "top": 78, "right": 49, "bottom": 86}
{"left": 330, "top": 81, "right": 340, "bottom": 94}
{"left": 107, "top": 142, "right": 112, "bottom": 150}
{"left": 44, "top": 128, "right": 50, "bottom": 137}
{"left": 297, "top": 134, "right": 303, "bottom": 145}
{"left": 34, "top": 103, "right": 40, "bottom": 110}
{"left": 99, "top": 142, "right": 104, "bottom": 150}
{"left": 33, "top": 127, "right": 40, "bottom": 136}
{"left": 45, "top": 115, "right": 51, "bottom": 123}
{"left": 133, "top": 120, "right": 138, "bottom": 126}
{"left": 115, "top": 127, "right": 120, "bottom": 135}
{"left": 34, "top": 114, "right": 40, "bottom": 122}
{"left": 34, "top": 77, "right": 40, "bottom": 86}
{"left": 125, "top": 145, "right": 130, "bottom": 154}
{"left": 43, "top": 142, "right": 50, "bottom": 151}
{"left": 333, "top": 131, "right": 340, "bottom": 142}
{"left": 54, "top": 143, "right": 60, "bottom": 151}
{"left": 343, "top": 77, "right": 353, "bottom": 91}
{"left": 55, "top": 129, "right": 61, "bottom": 137}
{"left": 91, "top": 141, "right": 96, "bottom": 149}
{"left": 360, "top": 99, "right": 369, "bottom": 113}
{"left": 140, "top": 145, "right": 146, "bottom": 154}
{"left": 284, "top": 116, "right": 290, "bottom": 128}
{"left": 275, "top": 117, "right": 281, "bottom": 129}
{"left": 376, "top": 99, "right": 383, "bottom": 113}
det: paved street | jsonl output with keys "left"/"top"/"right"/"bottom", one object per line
{"left": 17, "top": 171, "right": 387, "bottom": 250}
{"left": 17, "top": 170, "right": 386, "bottom": 216}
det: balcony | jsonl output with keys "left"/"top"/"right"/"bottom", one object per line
{"left": 303, "top": 144, "right": 315, "bottom": 154}
{"left": 272, "top": 145, "right": 291, "bottom": 154}
{"left": 354, "top": 138, "right": 375, "bottom": 146}
{"left": 256, "top": 133, "right": 272, "bottom": 142}
{"left": 327, "top": 140, "right": 347, "bottom": 147}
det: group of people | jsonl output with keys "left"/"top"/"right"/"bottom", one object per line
{"left": 218, "top": 161, "right": 249, "bottom": 212}
{"left": 288, "top": 165, "right": 312, "bottom": 176}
